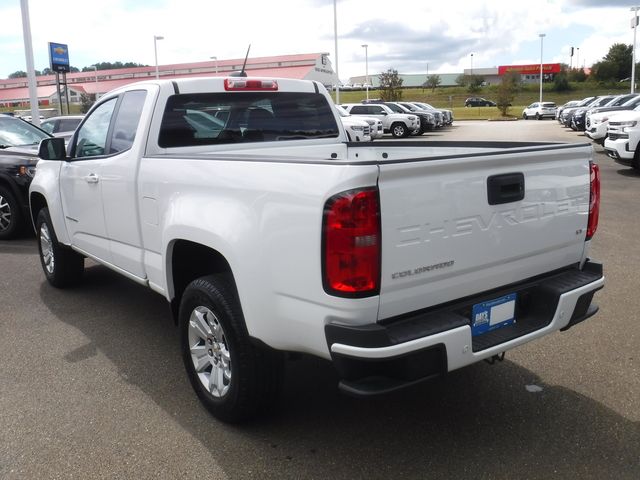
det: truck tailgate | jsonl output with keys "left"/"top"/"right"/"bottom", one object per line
{"left": 377, "top": 143, "right": 592, "bottom": 320}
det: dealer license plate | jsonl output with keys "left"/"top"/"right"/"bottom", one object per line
{"left": 471, "top": 293, "right": 517, "bottom": 336}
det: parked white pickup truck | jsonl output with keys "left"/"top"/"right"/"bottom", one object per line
{"left": 31, "top": 77, "right": 604, "bottom": 422}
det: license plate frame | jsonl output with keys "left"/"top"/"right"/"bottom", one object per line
{"left": 471, "top": 293, "right": 517, "bottom": 336}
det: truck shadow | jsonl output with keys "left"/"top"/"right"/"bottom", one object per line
{"left": 39, "top": 264, "right": 640, "bottom": 480}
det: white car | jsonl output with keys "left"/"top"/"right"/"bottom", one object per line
{"left": 522, "top": 102, "right": 557, "bottom": 120}
{"left": 335, "top": 105, "right": 371, "bottom": 142}
{"left": 604, "top": 110, "right": 640, "bottom": 169}
{"left": 335, "top": 105, "right": 383, "bottom": 140}
{"left": 342, "top": 103, "right": 419, "bottom": 137}
{"left": 585, "top": 109, "right": 638, "bottom": 144}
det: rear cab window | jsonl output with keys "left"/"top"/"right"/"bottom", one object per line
{"left": 158, "top": 92, "right": 339, "bottom": 148}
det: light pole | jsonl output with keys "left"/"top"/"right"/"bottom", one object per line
{"left": 470, "top": 53, "right": 474, "bottom": 76}
{"left": 91, "top": 65, "right": 98, "bottom": 83}
{"left": 632, "top": 7, "right": 639, "bottom": 94}
{"left": 333, "top": 0, "right": 340, "bottom": 103}
{"left": 361, "top": 44, "right": 369, "bottom": 100}
{"left": 210, "top": 56, "right": 218, "bottom": 74}
{"left": 154, "top": 35, "right": 164, "bottom": 79}
{"left": 539, "top": 33, "right": 546, "bottom": 103}
{"left": 576, "top": 47, "right": 580, "bottom": 71}
{"left": 20, "top": 0, "right": 40, "bottom": 126}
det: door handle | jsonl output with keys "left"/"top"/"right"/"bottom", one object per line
{"left": 84, "top": 174, "right": 99, "bottom": 184}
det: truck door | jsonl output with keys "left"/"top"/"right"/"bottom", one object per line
{"left": 60, "top": 98, "right": 118, "bottom": 262}
{"left": 98, "top": 90, "right": 148, "bottom": 278}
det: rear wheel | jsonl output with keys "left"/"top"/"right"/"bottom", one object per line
{"left": 36, "top": 208, "right": 84, "bottom": 287}
{"left": 0, "top": 186, "right": 22, "bottom": 240}
{"left": 391, "top": 122, "right": 408, "bottom": 138}
{"left": 179, "top": 274, "right": 283, "bottom": 423}
{"left": 522, "top": 113, "right": 528, "bottom": 120}
{"left": 536, "top": 113, "right": 541, "bottom": 120}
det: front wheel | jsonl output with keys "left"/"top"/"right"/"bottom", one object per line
{"left": 0, "top": 186, "right": 22, "bottom": 240}
{"left": 536, "top": 113, "right": 541, "bottom": 120}
{"left": 36, "top": 208, "right": 84, "bottom": 288}
{"left": 391, "top": 122, "right": 408, "bottom": 138}
{"left": 522, "top": 113, "right": 528, "bottom": 120}
{"left": 179, "top": 274, "right": 283, "bottom": 423}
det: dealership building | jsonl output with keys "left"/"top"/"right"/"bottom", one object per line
{"left": 349, "top": 63, "right": 562, "bottom": 88}
{"left": 0, "top": 53, "right": 339, "bottom": 108}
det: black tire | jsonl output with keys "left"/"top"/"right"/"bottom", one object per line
{"left": 536, "top": 113, "right": 541, "bottom": 120}
{"left": 391, "top": 122, "right": 408, "bottom": 138}
{"left": 0, "top": 186, "right": 22, "bottom": 240}
{"left": 35, "top": 208, "right": 84, "bottom": 288}
{"left": 179, "top": 274, "right": 283, "bottom": 423}
{"left": 523, "top": 113, "right": 528, "bottom": 120}
{"left": 633, "top": 145, "right": 640, "bottom": 171}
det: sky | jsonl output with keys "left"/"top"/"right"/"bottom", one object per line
{"left": 0, "top": 0, "right": 637, "bottom": 82}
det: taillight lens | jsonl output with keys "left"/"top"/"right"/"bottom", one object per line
{"left": 323, "top": 187, "right": 381, "bottom": 297}
{"left": 586, "top": 161, "right": 600, "bottom": 240}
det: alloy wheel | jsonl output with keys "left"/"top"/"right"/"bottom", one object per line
{"left": 188, "top": 306, "right": 232, "bottom": 398}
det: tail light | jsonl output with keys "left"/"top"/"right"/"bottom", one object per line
{"left": 322, "top": 187, "right": 380, "bottom": 297}
{"left": 586, "top": 161, "right": 600, "bottom": 240}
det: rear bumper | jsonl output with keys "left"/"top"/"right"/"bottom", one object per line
{"left": 326, "top": 261, "right": 604, "bottom": 396}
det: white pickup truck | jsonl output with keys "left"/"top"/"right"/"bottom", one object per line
{"left": 31, "top": 76, "right": 604, "bottom": 422}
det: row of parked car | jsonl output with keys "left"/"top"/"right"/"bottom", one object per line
{"left": 554, "top": 93, "right": 640, "bottom": 170}
{"left": 337, "top": 99, "right": 453, "bottom": 141}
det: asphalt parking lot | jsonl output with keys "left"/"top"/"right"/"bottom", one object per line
{"left": 1, "top": 120, "right": 638, "bottom": 479}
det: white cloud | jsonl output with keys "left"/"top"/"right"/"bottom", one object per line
{"left": 0, "top": 0, "right": 637, "bottom": 80}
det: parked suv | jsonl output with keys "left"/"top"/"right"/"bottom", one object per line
{"left": 465, "top": 97, "right": 496, "bottom": 107}
{"left": 0, "top": 115, "right": 51, "bottom": 238}
{"left": 604, "top": 110, "right": 640, "bottom": 170}
{"left": 522, "top": 102, "right": 557, "bottom": 120}
{"left": 370, "top": 101, "right": 432, "bottom": 135}
{"left": 342, "top": 103, "right": 419, "bottom": 137}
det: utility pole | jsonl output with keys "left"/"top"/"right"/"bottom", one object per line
{"left": 20, "top": 0, "right": 40, "bottom": 126}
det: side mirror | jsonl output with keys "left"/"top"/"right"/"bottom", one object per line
{"left": 380, "top": 111, "right": 388, "bottom": 115}
{"left": 38, "top": 137, "right": 67, "bottom": 161}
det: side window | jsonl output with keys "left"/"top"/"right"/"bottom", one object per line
{"left": 40, "top": 121, "right": 55, "bottom": 134}
{"left": 59, "top": 118, "right": 81, "bottom": 132}
{"left": 74, "top": 98, "right": 117, "bottom": 158}
{"left": 350, "top": 106, "right": 366, "bottom": 114}
{"left": 109, "top": 90, "right": 147, "bottom": 154}
{"left": 370, "top": 106, "right": 383, "bottom": 114}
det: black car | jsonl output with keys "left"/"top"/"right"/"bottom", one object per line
{"left": 0, "top": 115, "right": 51, "bottom": 239}
{"left": 464, "top": 97, "right": 496, "bottom": 107}
{"left": 570, "top": 95, "right": 617, "bottom": 131}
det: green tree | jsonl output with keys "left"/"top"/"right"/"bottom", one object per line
{"left": 80, "top": 93, "right": 96, "bottom": 114}
{"left": 553, "top": 71, "right": 571, "bottom": 92}
{"left": 592, "top": 43, "right": 633, "bottom": 81}
{"left": 8, "top": 70, "right": 27, "bottom": 78}
{"left": 496, "top": 72, "right": 520, "bottom": 116}
{"left": 424, "top": 74, "right": 441, "bottom": 92}
{"left": 378, "top": 69, "right": 403, "bottom": 101}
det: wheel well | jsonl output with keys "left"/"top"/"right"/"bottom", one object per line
{"left": 169, "top": 240, "right": 233, "bottom": 322}
{"left": 29, "top": 192, "right": 47, "bottom": 226}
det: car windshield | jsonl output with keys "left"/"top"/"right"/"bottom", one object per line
{"left": 0, "top": 116, "right": 50, "bottom": 147}
{"left": 577, "top": 97, "right": 596, "bottom": 106}
{"left": 384, "top": 103, "right": 409, "bottom": 113}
